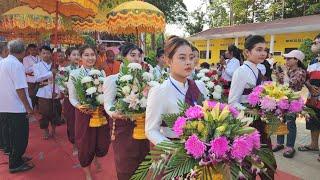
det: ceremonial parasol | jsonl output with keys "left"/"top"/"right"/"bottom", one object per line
{"left": 0, "top": 6, "right": 67, "bottom": 33}
{"left": 19, "top": 0, "right": 99, "bottom": 115}
{"left": 50, "top": 32, "right": 84, "bottom": 45}
{"left": 106, "top": 0, "right": 166, "bottom": 45}
{"left": 20, "top": 0, "right": 99, "bottom": 45}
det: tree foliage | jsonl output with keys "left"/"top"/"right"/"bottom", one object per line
{"left": 207, "top": 0, "right": 320, "bottom": 28}
{"left": 299, "top": 39, "right": 316, "bottom": 67}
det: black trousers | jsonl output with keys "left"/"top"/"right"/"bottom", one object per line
{"left": 0, "top": 113, "right": 29, "bottom": 169}
{"left": 0, "top": 114, "right": 10, "bottom": 153}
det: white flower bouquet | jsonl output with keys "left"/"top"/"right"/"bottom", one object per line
{"left": 56, "top": 66, "right": 72, "bottom": 94}
{"left": 195, "top": 68, "right": 223, "bottom": 100}
{"left": 112, "top": 60, "right": 158, "bottom": 139}
{"left": 72, "top": 68, "right": 106, "bottom": 127}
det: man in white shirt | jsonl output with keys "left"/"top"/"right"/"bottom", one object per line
{"left": 0, "top": 39, "right": 34, "bottom": 173}
{"left": 33, "top": 46, "right": 61, "bottom": 139}
{"left": 23, "top": 44, "right": 40, "bottom": 109}
{"left": 0, "top": 43, "right": 9, "bottom": 60}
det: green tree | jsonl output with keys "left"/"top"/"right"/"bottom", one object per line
{"left": 207, "top": 0, "right": 229, "bottom": 27}
{"left": 184, "top": 8, "right": 207, "bottom": 36}
{"left": 299, "top": 39, "right": 316, "bottom": 66}
{"left": 146, "top": 0, "right": 188, "bottom": 24}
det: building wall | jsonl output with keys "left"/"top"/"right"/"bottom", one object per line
{"left": 192, "top": 31, "right": 319, "bottom": 65}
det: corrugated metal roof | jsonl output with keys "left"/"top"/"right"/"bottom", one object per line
{"left": 189, "top": 15, "right": 320, "bottom": 41}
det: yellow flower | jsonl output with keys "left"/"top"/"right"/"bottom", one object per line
{"left": 218, "top": 105, "right": 230, "bottom": 121}
{"left": 210, "top": 103, "right": 220, "bottom": 120}
{"left": 197, "top": 121, "right": 205, "bottom": 132}
{"left": 216, "top": 125, "right": 226, "bottom": 133}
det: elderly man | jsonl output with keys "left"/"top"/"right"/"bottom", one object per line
{"left": 0, "top": 43, "right": 8, "bottom": 60}
{"left": 0, "top": 39, "right": 34, "bottom": 173}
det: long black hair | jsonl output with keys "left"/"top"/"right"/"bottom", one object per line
{"left": 297, "top": 58, "right": 307, "bottom": 70}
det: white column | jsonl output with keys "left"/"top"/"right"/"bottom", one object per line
{"left": 270, "top": 34, "right": 275, "bottom": 53}
{"left": 234, "top": 37, "right": 239, "bottom": 46}
{"left": 206, "top": 39, "right": 210, "bottom": 61}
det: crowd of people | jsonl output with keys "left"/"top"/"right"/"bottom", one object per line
{"left": 0, "top": 32, "right": 319, "bottom": 180}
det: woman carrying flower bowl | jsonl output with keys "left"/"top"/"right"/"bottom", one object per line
{"left": 103, "top": 43, "right": 150, "bottom": 180}
{"left": 68, "top": 45, "right": 110, "bottom": 180}
{"left": 228, "top": 35, "right": 276, "bottom": 179}
{"left": 273, "top": 50, "right": 307, "bottom": 158}
{"left": 146, "top": 36, "right": 208, "bottom": 140}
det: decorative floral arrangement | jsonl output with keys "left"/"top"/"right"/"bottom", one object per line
{"left": 246, "top": 81, "right": 305, "bottom": 134}
{"left": 72, "top": 69, "right": 105, "bottom": 109}
{"left": 72, "top": 68, "right": 107, "bottom": 127}
{"left": 195, "top": 68, "right": 223, "bottom": 100}
{"left": 112, "top": 60, "right": 159, "bottom": 115}
{"left": 111, "top": 60, "right": 158, "bottom": 139}
{"left": 132, "top": 100, "right": 275, "bottom": 180}
{"left": 56, "top": 66, "right": 72, "bottom": 94}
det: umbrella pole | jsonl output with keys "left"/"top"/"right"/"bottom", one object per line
{"left": 136, "top": 27, "right": 139, "bottom": 46}
{"left": 52, "top": 0, "right": 59, "bottom": 121}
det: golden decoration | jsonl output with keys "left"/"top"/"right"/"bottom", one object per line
{"left": 20, "top": 0, "right": 99, "bottom": 18}
{"left": 106, "top": 0, "right": 166, "bottom": 34}
{"left": 265, "top": 122, "right": 289, "bottom": 135}
{"left": 89, "top": 107, "right": 108, "bottom": 128}
{"left": 130, "top": 113, "right": 146, "bottom": 140}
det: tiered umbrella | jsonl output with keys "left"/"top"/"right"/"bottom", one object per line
{"left": 106, "top": 0, "right": 166, "bottom": 36}
{"left": 0, "top": 31, "right": 39, "bottom": 43}
{"left": 19, "top": 0, "right": 99, "bottom": 113}
{"left": 20, "top": 0, "right": 100, "bottom": 45}
{"left": 50, "top": 32, "right": 84, "bottom": 45}
{"left": 0, "top": 6, "right": 67, "bottom": 33}
{"left": 72, "top": 11, "right": 108, "bottom": 32}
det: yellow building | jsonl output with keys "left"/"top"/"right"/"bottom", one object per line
{"left": 188, "top": 15, "right": 320, "bottom": 64}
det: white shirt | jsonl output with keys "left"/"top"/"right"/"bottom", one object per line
{"left": 0, "top": 55, "right": 32, "bottom": 113}
{"left": 23, "top": 55, "right": 40, "bottom": 83}
{"left": 221, "top": 57, "right": 240, "bottom": 81}
{"left": 68, "top": 67, "right": 89, "bottom": 107}
{"left": 33, "top": 60, "right": 60, "bottom": 99}
{"left": 257, "top": 63, "right": 266, "bottom": 76}
{"left": 228, "top": 61, "right": 260, "bottom": 110}
{"left": 0, "top": 57, "right": 3, "bottom": 61}
{"left": 145, "top": 76, "right": 208, "bottom": 145}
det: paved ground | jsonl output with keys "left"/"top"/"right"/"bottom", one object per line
{"left": 271, "top": 87, "right": 320, "bottom": 180}
{"left": 271, "top": 118, "right": 320, "bottom": 180}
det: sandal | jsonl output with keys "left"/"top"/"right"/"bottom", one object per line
{"left": 283, "top": 147, "right": 295, "bottom": 158}
{"left": 298, "top": 145, "right": 319, "bottom": 152}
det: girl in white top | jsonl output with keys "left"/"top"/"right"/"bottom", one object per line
{"left": 103, "top": 43, "right": 150, "bottom": 180}
{"left": 62, "top": 47, "right": 80, "bottom": 156}
{"left": 228, "top": 35, "right": 276, "bottom": 179}
{"left": 68, "top": 45, "right": 110, "bottom": 180}
{"left": 146, "top": 36, "right": 208, "bottom": 145}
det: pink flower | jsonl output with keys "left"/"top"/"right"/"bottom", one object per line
{"left": 229, "top": 106, "right": 240, "bottom": 118}
{"left": 231, "top": 136, "right": 251, "bottom": 161}
{"left": 248, "top": 92, "right": 260, "bottom": 106}
{"left": 289, "top": 98, "right": 304, "bottom": 113}
{"left": 260, "top": 97, "right": 277, "bottom": 111}
{"left": 246, "top": 131, "right": 261, "bottom": 150}
{"left": 185, "top": 106, "right": 204, "bottom": 119}
{"left": 209, "top": 136, "right": 229, "bottom": 158}
{"left": 185, "top": 134, "right": 206, "bottom": 159}
{"left": 207, "top": 101, "right": 217, "bottom": 108}
{"left": 278, "top": 99, "right": 289, "bottom": 110}
{"left": 172, "top": 117, "right": 187, "bottom": 137}
{"left": 253, "top": 85, "right": 264, "bottom": 94}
